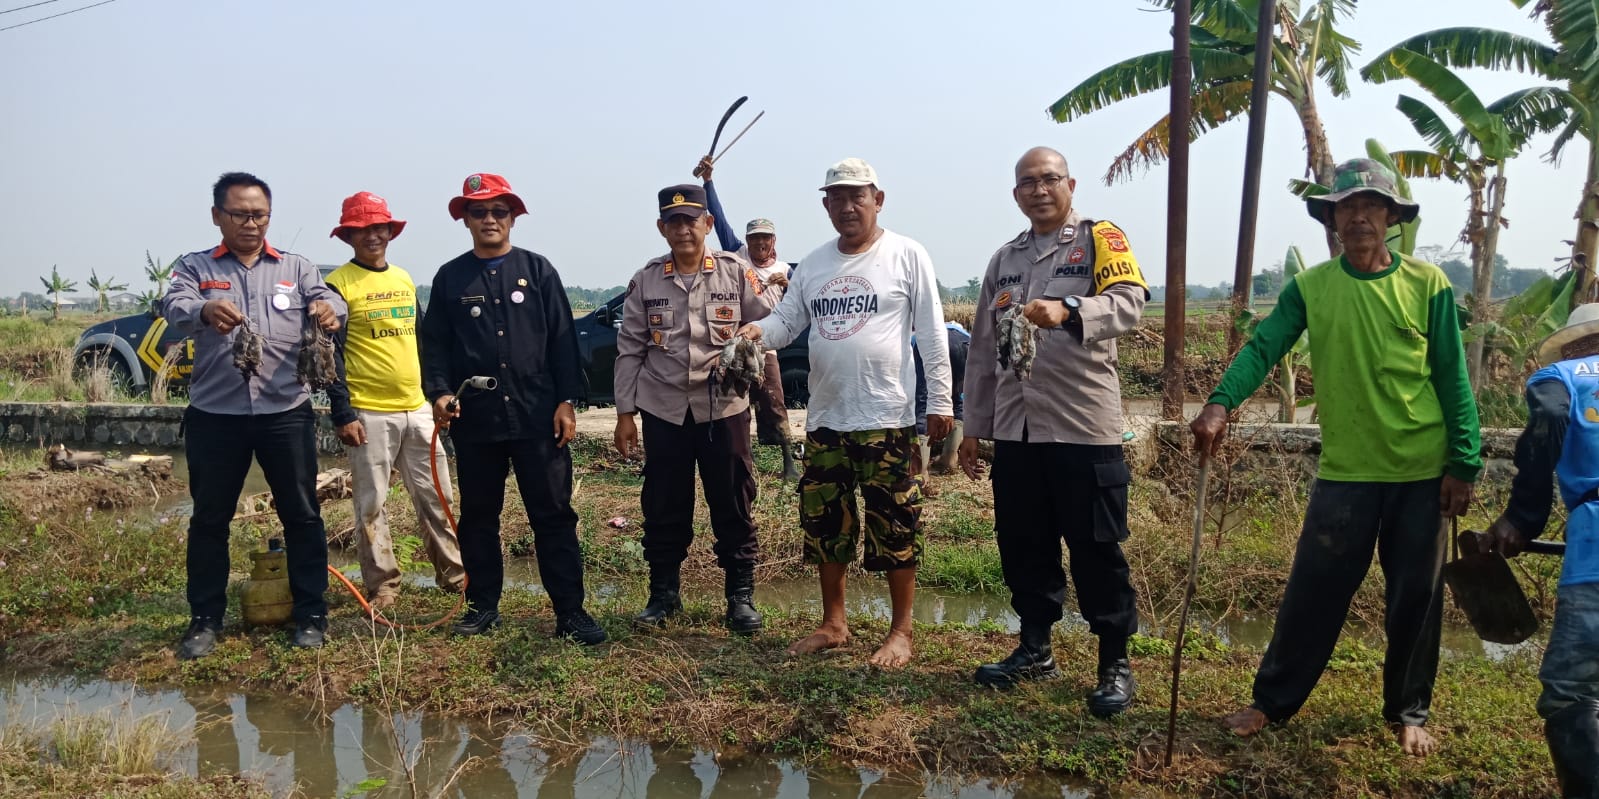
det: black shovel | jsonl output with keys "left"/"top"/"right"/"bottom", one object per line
{"left": 1442, "top": 521, "right": 1566, "bottom": 645}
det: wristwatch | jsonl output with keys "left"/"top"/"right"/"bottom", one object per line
{"left": 1061, "top": 295, "right": 1081, "bottom": 324}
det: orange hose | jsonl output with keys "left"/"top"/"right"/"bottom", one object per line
{"left": 325, "top": 423, "right": 465, "bottom": 632}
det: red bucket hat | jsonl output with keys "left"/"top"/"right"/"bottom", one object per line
{"left": 329, "top": 192, "right": 406, "bottom": 239}
{"left": 448, "top": 173, "right": 528, "bottom": 221}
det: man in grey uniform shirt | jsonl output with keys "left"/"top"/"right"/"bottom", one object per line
{"left": 960, "top": 147, "right": 1149, "bottom": 717}
{"left": 164, "top": 171, "right": 346, "bottom": 659}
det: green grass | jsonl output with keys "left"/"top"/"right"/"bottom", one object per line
{"left": 0, "top": 435, "right": 1566, "bottom": 797}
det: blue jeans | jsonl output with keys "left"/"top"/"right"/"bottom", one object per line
{"left": 1539, "top": 581, "right": 1599, "bottom": 718}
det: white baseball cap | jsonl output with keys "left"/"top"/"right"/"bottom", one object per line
{"left": 819, "top": 157, "right": 880, "bottom": 190}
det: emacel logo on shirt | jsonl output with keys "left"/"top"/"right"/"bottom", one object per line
{"left": 810, "top": 276, "right": 879, "bottom": 340}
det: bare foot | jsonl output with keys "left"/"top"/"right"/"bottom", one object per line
{"left": 867, "top": 629, "right": 914, "bottom": 669}
{"left": 787, "top": 625, "right": 849, "bottom": 656}
{"left": 368, "top": 594, "right": 397, "bottom": 614}
{"left": 1223, "top": 707, "right": 1269, "bottom": 737}
{"left": 1394, "top": 724, "right": 1437, "bottom": 757}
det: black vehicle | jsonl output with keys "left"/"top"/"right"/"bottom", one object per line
{"left": 76, "top": 283, "right": 812, "bottom": 406}
{"left": 73, "top": 310, "right": 195, "bottom": 394}
{"left": 573, "top": 289, "right": 810, "bottom": 408}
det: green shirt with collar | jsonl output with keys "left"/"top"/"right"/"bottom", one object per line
{"left": 1209, "top": 250, "right": 1482, "bottom": 483}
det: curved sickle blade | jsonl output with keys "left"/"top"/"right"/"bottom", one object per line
{"left": 708, "top": 96, "right": 748, "bottom": 157}
{"left": 694, "top": 96, "right": 748, "bottom": 177}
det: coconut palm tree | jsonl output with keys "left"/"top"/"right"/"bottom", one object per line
{"left": 1364, "top": 10, "right": 1596, "bottom": 307}
{"left": 85, "top": 269, "right": 128, "bottom": 314}
{"left": 1361, "top": 45, "right": 1571, "bottom": 387}
{"left": 38, "top": 266, "right": 78, "bottom": 321}
{"left": 1048, "top": 0, "right": 1360, "bottom": 256}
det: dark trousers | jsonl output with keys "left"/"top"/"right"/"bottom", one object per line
{"left": 184, "top": 402, "right": 327, "bottom": 622}
{"left": 1253, "top": 478, "right": 1446, "bottom": 726}
{"left": 640, "top": 408, "right": 758, "bottom": 569}
{"left": 453, "top": 436, "right": 584, "bottom": 614}
{"left": 991, "top": 441, "right": 1137, "bottom": 640}
{"left": 750, "top": 352, "right": 789, "bottom": 443}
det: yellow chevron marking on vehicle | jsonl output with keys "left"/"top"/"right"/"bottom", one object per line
{"left": 135, "top": 317, "right": 168, "bottom": 373}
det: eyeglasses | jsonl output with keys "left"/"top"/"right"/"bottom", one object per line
{"left": 466, "top": 207, "right": 513, "bottom": 221}
{"left": 218, "top": 208, "right": 271, "bottom": 225}
{"left": 1015, "top": 175, "right": 1069, "bottom": 193}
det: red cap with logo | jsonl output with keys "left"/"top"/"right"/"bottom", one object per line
{"left": 448, "top": 173, "right": 528, "bottom": 221}
{"left": 330, "top": 191, "right": 406, "bottom": 239}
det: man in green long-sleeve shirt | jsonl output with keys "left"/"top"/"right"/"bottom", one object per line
{"left": 1191, "top": 159, "right": 1482, "bottom": 757}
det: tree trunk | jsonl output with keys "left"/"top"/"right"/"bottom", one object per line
{"left": 1464, "top": 169, "right": 1490, "bottom": 391}
{"left": 1468, "top": 164, "right": 1507, "bottom": 390}
{"left": 1572, "top": 140, "right": 1599, "bottom": 309}
{"left": 1294, "top": 89, "right": 1340, "bottom": 258}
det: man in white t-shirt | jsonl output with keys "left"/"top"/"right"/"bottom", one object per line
{"left": 736, "top": 157, "right": 953, "bottom": 668}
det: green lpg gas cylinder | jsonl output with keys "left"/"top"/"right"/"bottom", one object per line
{"left": 242, "top": 538, "right": 293, "bottom": 626}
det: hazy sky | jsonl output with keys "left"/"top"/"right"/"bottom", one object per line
{"left": 0, "top": 0, "right": 1577, "bottom": 298}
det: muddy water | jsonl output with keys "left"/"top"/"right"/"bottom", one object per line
{"left": 0, "top": 671, "right": 1097, "bottom": 798}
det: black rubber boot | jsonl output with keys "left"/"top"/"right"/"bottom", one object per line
{"left": 1547, "top": 699, "right": 1599, "bottom": 798}
{"left": 724, "top": 564, "right": 763, "bottom": 634}
{"left": 634, "top": 563, "right": 682, "bottom": 628}
{"left": 974, "top": 623, "right": 1060, "bottom": 688}
{"left": 1087, "top": 658, "right": 1137, "bottom": 718}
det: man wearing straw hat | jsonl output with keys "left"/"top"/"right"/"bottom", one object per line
{"left": 1482, "top": 304, "right": 1599, "bottom": 794}
{"left": 1191, "top": 158, "right": 1482, "bottom": 756}
{"left": 325, "top": 192, "right": 464, "bottom": 613}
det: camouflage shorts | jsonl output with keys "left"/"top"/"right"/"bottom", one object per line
{"left": 799, "top": 426, "right": 922, "bottom": 571}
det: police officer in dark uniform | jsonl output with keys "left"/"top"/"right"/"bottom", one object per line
{"left": 613, "top": 185, "right": 777, "bottom": 632}
{"left": 419, "top": 172, "right": 605, "bottom": 645}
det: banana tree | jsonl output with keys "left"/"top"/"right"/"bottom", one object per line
{"left": 1362, "top": 46, "right": 1571, "bottom": 388}
{"left": 1364, "top": 14, "right": 1593, "bottom": 308}
{"left": 85, "top": 269, "right": 127, "bottom": 313}
{"left": 38, "top": 266, "right": 78, "bottom": 321}
{"left": 143, "top": 250, "right": 173, "bottom": 294}
{"left": 1048, "top": 0, "right": 1359, "bottom": 256}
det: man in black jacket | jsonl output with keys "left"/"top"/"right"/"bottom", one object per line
{"left": 419, "top": 172, "right": 604, "bottom": 644}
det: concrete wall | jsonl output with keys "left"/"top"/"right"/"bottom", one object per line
{"left": 1150, "top": 421, "right": 1522, "bottom": 498}
{"left": 0, "top": 402, "right": 345, "bottom": 454}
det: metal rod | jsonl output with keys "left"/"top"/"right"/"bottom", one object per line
{"left": 1226, "top": 0, "right": 1276, "bottom": 355}
{"left": 1166, "top": 456, "right": 1210, "bottom": 767}
{"left": 1162, "top": 0, "right": 1193, "bottom": 422}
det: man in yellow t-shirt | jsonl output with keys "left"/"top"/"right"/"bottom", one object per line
{"left": 326, "top": 192, "right": 464, "bottom": 612}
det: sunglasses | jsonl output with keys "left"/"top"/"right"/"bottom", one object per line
{"left": 466, "top": 207, "right": 513, "bottom": 221}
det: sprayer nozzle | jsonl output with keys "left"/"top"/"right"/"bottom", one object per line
{"left": 466, "top": 376, "right": 497, "bottom": 390}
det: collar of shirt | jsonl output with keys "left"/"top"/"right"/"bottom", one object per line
{"left": 478, "top": 255, "right": 508, "bottom": 269}
{"left": 1008, "top": 212, "right": 1083, "bottom": 261}
{"left": 661, "top": 254, "right": 715, "bottom": 277}
{"left": 350, "top": 257, "right": 389, "bottom": 272}
{"left": 210, "top": 241, "right": 283, "bottom": 260}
